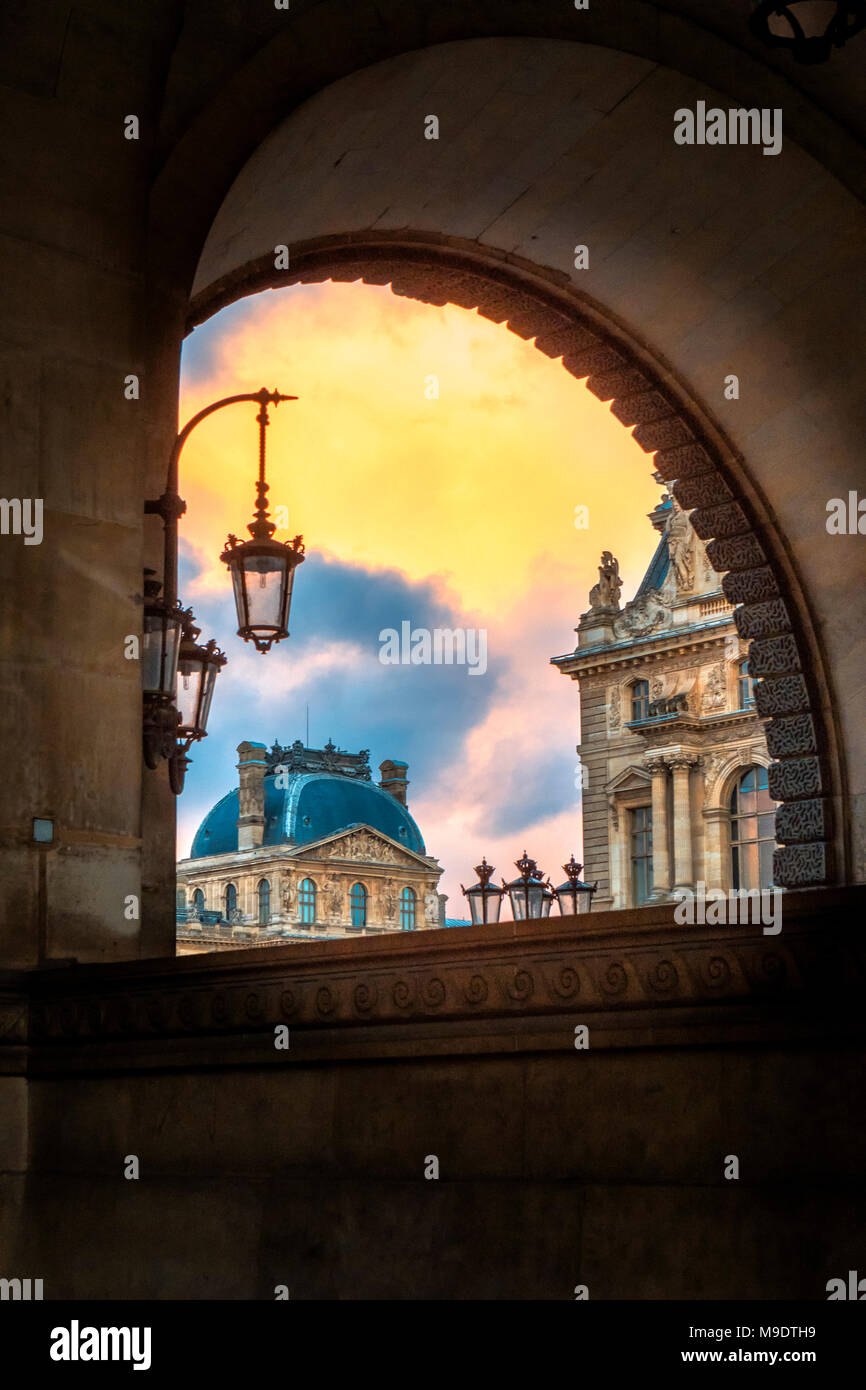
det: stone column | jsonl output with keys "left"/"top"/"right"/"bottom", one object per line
{"left": 645, "top": 757, "right": 670, "bottom": 900}
{"left": 669, "top": 754, "right": 698, "bottom": 892}
{"left": 702, "top": 808, "right": 728, "bottom": 893}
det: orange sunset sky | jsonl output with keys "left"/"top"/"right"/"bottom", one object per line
{"left": 176, "top": 280, "right": 661, "bottom": 912}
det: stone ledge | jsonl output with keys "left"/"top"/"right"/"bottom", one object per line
{"left": 4, "top": 888, "right": 864, "bottom": 1075}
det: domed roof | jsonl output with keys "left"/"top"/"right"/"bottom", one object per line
{"left": 189, "top": 770, "right": 426, "bottom": 859}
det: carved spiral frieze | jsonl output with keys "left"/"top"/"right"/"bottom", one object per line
{"left": 600, "top": 961, "right": 628, "bottom": 996}
{"left": 280, "top": 988, "right": 298, "bottom": 1018}
{"left": 244, "top": 992, "right": 262, "bottom": 1021}
{"left": 353, "top": 981, "right": 377, "bottom": 1013}
{"left": 507, "top": 969, "right": 534, "bottom": 1002}
{"left": 755, "top": 952, "right": 787, "bottom": 987}
{"left": 421, "top": 977, "right": 446, "bottom": 1008}
{"left": 393, "top": 980, "right": 413, "bottom": 1009}
{"left": 646, "top": 959, "right": 679, "bottom": 994}
{"left": 699, "top": 955, "right": 732, "bottom": 990}
{"left": 550, "top": 965, "right": 581, "bottom": 1000}
{"left": 316, "top": 985, "right": 337, "bottom": 1016}
{"left": 464, "top": 974, "right": 488, "bottom": 1004}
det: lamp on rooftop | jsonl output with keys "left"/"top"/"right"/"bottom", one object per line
{"left": 504, "top": 851, "right": 554, "bottom": 921}
{"left": 552, "top": 855, "right": 598, "bottom": 916}
{"left": 461, "top": 858, "right": 505, "bottom": 925}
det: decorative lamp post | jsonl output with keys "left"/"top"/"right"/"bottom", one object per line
{"left": 461, "top": 857, "right": 505, "bottom": 924}
{"left": 221, "top": 391, "right": 305, "bottom": 652}
{"left": 504, "top": 851, "right": 554, "bottom": 921}
{"left": 552, "top": 855, "right": 598, "bottom": 917}
{"left": 143, "top": 386, "right": 299, "bottom": 792}
{"left": 749, "top": 2, "right": 866, "bottom": 62}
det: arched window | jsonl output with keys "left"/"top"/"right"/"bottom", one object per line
{"left": 400, "top": 886, "right": 416, "bottom": 930}
{"left": 730, "top": 766, "right": 777, "bottom": 891}
{"left": 298, "top": 878, "right": 316, "bottom": 925}
{"left": 257, "top": 878, "right": 271, "bottom": 926}
{"left": 737, "top": 659, "right": 755, "bottom": 709}
{"left": 631, "top": 679, "right": 650, "bottom": 722}
{"left": 224, "top": 883, "right": 237, "bottom": 919}
{"left": 350, "top": 882, "right": 367, "bottom": 928}
{"left": 192, "top": 888, "right": 204, "bottom": 912}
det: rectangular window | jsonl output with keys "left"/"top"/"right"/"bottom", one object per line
{"left": 631, "top": 805, "right": 654, "bottom": 905}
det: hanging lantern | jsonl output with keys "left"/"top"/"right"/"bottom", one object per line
{"left": 176, "top": 616, "right": 226, "bottom": 748}
{"left": 504, "top": 851, "right": 554, "bottom": 921}
{"left": 749, "top": 2, "right": 866, "bottom": 63}
{"left": 221, "top": 391, "right": 305, "bottom": 652}
{"left": 141, "top": 570, "right": 186, "bottom": 700}
{"left": 461, "top": 857, "right": 505, "bottom": 925}
{"left": 142, "top": 570, "right": 187, "bottom": 771}
{"left": 552, "top": 855, "right": 598, "bottom": 917}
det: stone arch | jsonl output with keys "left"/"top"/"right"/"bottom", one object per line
{"left": 186, "top": 232, "right": 838, "bottom": 888}
{"left": 706, "top": 748, "right": 773, "bottom": 812}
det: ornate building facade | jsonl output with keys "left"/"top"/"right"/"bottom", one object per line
{"left": 553, "top": 487, "right": 777, "bottom": 910}
{"left": 176, "top": 740, "right": 446, "bottom": 953}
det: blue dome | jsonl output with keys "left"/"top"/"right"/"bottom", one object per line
{"left": 189, "top": 772, "right": 426, "bottom": 859}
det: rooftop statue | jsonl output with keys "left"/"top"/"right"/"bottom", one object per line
{"left": 588, "top": 551, "right": 622, "bottom": 611}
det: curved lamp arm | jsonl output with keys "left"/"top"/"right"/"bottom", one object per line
{"left": 145, "top": 387, "right": 297, "bottom": 605}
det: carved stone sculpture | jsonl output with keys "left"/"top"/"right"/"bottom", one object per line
{"left": 588, "top": 552, "right": 622, "bottom": 611}
{"left": 664, "top": 499, "right": 695, "bottom": 593}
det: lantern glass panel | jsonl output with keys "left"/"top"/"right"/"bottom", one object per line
{"left": 198, "top": 663, "right": 218, "bottom": 734}
{"left": 142, "top": 611, "right": 182, "bottom": 697}
{"left": 176, "top": 654, "right": 205, "bottom": 731}
{"left": 241, "top": 552, "right": 289, "bottom": 629}
{"left": 556, "top": 886, "right": 579, "bottom": 917}
{"left": 467, "top": 885, "right": 502, "bottom": 924}
{"left": 576, "top": 888, "right": 594, "bottom": 915}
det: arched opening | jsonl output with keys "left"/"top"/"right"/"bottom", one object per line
{"left": 298, "top": 878, "right": 317, "bottom": 927}
{"left": 400, "top": 887, "right": 417, "bottom": 931}
{"left": 224, "top": 882, "right": 237, "bottom": 921}
{"left": 729, "top": 765, "right": 780, "bottom": 893}
{"left": 257, "top": 878, "right": 271, "bottom": 926}
{"left": 350, "top": 883, "right": 367, "bottom": 930}
{"left": 181, "top": 235, "right": 840, "bottom": 895}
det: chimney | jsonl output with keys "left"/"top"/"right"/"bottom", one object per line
{"left": 379, "top": 759, "right": 409, "bottom": 807}
{"left": 237, "top": 741, "right": 267, "bottom": 849}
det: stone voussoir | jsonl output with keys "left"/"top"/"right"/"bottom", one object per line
{"left": 775, "top": 798, "right": 830, "bottom": 845}
{"left": 722, "top": 566, "right": 780, "bottom": 606}
{"left": 773, "top": 842, "right": 829, "bottom": 887}
{"left": 585, "top": 367, "right": 650, "bottom": 401}
{"left": 689, "top": 501, "right": 751, "bottom": 540}
{"left": 610, "top": 390, "right": 677, "bottom": 427}
{"left": 768, "top": 755, "right": 824, "bottom": 802}
{"left": 633, "top": 416, "right": 695, "bottom": 453}
{"left": 734, "top": 599, "right": 792, "bottom": 643}
{"left": 673, "top": 472, "right": 734, "bottom": 510}
{"left": 753, "top": 674, "right": 810, "bottom": 718}
{"left": 765, "top": 713, "right": 818, "bottom": 759}
{"left": 706, "top": 533, "right": 767, "bottom": 572}
{"left": 655, "top": 441, "right": 717, "bottom": 483}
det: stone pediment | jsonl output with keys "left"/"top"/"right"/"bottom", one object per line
{"left": 296, "top": 825, "right": 428, "bottom": 869}
{"left": 605, "top": 766, "right": 652, "bottom": 796}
